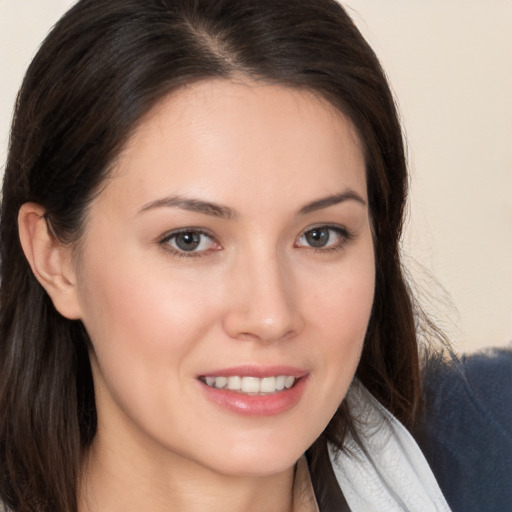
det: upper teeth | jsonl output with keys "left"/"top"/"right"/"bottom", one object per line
{"left": 203, "top": 375, "right": 296, "bottom": 394}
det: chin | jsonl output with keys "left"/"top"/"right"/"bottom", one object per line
{"left": 198, "top": 436, "right": 313, "bottom": 478}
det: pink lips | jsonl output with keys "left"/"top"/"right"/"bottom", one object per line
{"left": 198, "top": 365, "right": 309, "bottom": 417}
{"left": 200, "top": 365, "right": 307, "bottom": 379}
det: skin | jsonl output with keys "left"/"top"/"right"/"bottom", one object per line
{"left": 20, "top": 79, "right": 375, "bottom": 512}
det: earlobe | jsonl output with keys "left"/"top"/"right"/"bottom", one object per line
{"left": 18, "top": 203, "right": 83, "bottom": 320}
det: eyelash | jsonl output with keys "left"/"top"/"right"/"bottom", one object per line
{"left": 159, "top": 228, "right": 220, "bottom": 258}
{"left": 295, "top": 225, "right": 354, "bottom": 254}
{"left": 159, "top": 225, "right": 353, "bottom": 258}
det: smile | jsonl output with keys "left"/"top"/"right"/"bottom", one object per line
{"left": 200, "top": 375, "right": 297, "bottom": 395}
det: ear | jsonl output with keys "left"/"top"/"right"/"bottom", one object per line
{"left": 18, "top": 203, "right": 82, "bottom": 320}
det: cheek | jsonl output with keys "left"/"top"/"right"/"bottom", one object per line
{"left": 303, "top": 243, "right": 375, "bottom": 381}
{"left": 76, "top": 250, "right": 222, "bottom": 388}
{"left": 76, "top": 256, "right": 227, "bottom": 444}
{"left": 305, "top": 249, "right": 375, "bottom": 341}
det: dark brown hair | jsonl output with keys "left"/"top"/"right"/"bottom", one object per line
{"left": 0, "top": 1, "right": 419, "bottom": 510}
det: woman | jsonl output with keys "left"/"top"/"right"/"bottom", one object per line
{"left": 0, "top": 0, "right": 454, "bottom": 511}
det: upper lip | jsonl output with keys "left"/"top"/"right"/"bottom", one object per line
{"left": 198, "top": 365, "right": 308, "bottom": 379}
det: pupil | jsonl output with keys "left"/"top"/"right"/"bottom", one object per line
{"left": 306, "top": 228, "right": 329, "bottom": 247}
{"left": 176, "top": 232, "right": 200, "bottom": 251}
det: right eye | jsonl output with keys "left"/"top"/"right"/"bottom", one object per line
{"left": 161, "top": 229, "right": 220, "bottom": 256}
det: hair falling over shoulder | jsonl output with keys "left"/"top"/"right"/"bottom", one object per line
{"left": 1, "top": 1, "right": 425, "bottom": 510}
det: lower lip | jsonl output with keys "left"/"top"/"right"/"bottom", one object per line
{"left": 199, "top": 377, "right": 308, "bottom": 417}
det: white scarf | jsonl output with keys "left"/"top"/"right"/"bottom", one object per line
{"left": 329, "top": 382, "right": 452, "bottom": 511}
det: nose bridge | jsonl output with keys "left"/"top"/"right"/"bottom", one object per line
{"left": 223, "top": 244, "right": 301, "bottom": 343}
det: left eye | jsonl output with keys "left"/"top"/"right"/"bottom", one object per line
{"left": 163, "top": 230, "right": 217, "bottom": 253}
{"left": 295, "top": 226, "right": 346, "bottom": 249}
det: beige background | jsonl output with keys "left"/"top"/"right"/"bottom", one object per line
{"left": 1, "top": 0, "right": 511, "bottom": 353}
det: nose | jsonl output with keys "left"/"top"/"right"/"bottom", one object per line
{"left": 222, "top": 251, "right": 303, "bottom": 344}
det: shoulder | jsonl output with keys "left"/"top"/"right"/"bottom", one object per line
{"left": 422, "top": 347, "right": 512, "bottom": 435}
{"left": 417, "top": 346, "right": 512, "bottom": 512}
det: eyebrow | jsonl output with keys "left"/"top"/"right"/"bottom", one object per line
{"left": 137, "top": 189, "right": 366, "bottom": 219}
{"left": 138, "top": 195, "right": 236, "bottom": 219}
{"left": 298, "top": 190, "right": 366, "bottom": 215}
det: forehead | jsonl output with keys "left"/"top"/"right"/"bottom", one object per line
{"left": 102, "top": 78, "right": 367, "bottom": 216}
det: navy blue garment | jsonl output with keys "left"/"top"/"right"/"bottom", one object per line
{"left": 417, "top": 347, "right": 512, "bottom": 512}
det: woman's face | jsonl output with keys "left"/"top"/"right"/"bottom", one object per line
{"left": 72, "top": 79, "right": 375, "bottom": 477}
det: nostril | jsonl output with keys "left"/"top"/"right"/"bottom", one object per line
{"left": 222, "top": 265, "right": 302, "bottom": 342}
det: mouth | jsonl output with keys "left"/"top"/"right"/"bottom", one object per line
{"left": 197, "top": 368, "right": 308, "bottom": 416}
{"left": 198, "top": 375, "right": 298, "bottom": 395}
